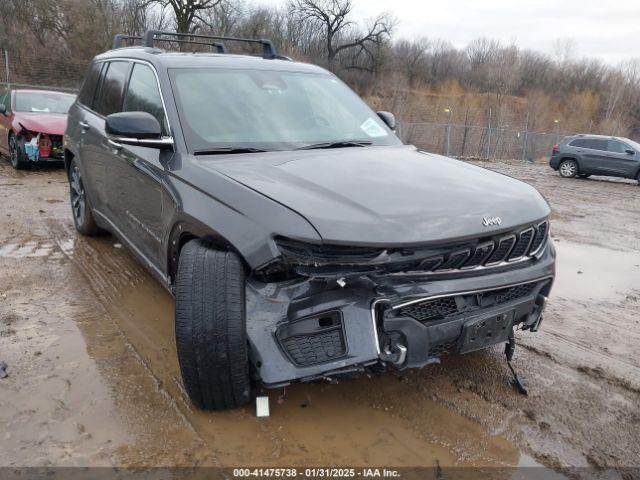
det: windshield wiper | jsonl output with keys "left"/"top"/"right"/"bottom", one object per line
{"left": 295, "top": 140, "right": 373, "bottom": 150}
{"left": 194, "top": 147, "right": 269, "bottom": 155}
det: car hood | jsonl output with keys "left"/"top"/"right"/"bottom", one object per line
{"left": 202, "top": 145, "right": 550, "bottom": 246}
{"left": 14, "top": 112, "right": 67, "bottom": 136}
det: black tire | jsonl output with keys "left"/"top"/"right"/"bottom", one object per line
{"left": 558, "top": 159, "right": 578, "bottom": 178}
{"left": 69, "top": 158, "right": 104, "bottom": 236}
{"left": 8, "top": 133, "right": 29, "bottom": 170}
{"left": 175, "top": 240, "right": 252, "bottom": 410}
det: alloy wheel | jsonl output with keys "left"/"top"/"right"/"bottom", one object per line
{"left": 9, "top": 135, "right": 18, "bottom": 168}
{"left": 560, "top": 161, "right": 576, "bottom": 177}
{"left": 70, "top": 165, "right": 86, "bottom": 225}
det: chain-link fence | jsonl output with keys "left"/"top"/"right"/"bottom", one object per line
{"left": 0, "top": 49, "right": 83, "bottom": 93}
{"left": 397, "top": 121, "right": 568, "bottom": 161}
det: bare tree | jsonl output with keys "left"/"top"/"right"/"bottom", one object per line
{"left": 151, "top": 0, "right": 223, "bottom": 33}
{"left": 394, "top": 38, "right": 429, "bottom": 87}
{"left": 288, "top": 0, "right": 393, "bottom": 70}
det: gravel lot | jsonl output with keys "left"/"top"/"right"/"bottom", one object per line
{"left": 0, "top": 158, "right": 638, "bottom": 478}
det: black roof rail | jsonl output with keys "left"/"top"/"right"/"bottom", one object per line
{"left": 112, "top": 34, "right": 143, "bottom": 49}
{"left": 141, "top": 30, "right": 279, "bottom": 59}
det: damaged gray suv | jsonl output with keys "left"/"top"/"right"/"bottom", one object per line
{"left": 64, "top": 31, "right": 555, "bottom": 409}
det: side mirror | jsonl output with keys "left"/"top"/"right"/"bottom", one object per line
{"left": 376, "top": 111, "right": 396, "bottom": 131}
{"left": 0, "top": 104, "right": 6, "bottom": 116}
{"left": 625, "top": 148, "right": 635, "bottom": 155}
{"left": 105, "top": 111, "right": 172, "bottom": 149}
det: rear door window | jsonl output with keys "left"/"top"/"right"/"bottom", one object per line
{"left": 78, "top": 62, "right": 103, "bottom": 109}
{"left": 95, "top": 61, "right": 130, "bottom": 117}
{"left": 123, "top": 63, "right": 168, "bottom": 135}
{"left": 582, "top": 139, "right": 607, "bottom": 151}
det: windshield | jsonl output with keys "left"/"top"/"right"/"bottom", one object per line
{"left": 169, "top": 68, "right": 401, "bottom": 152}
{"left": 15, "top": 91, "right": 76, "bottom": 114}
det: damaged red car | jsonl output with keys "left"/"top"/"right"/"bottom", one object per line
{"left": 0, "top": 88, "right": 76, "bottom": 169}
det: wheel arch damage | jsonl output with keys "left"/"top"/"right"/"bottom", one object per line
{"left": 164, "top": 166, "right": 323, "bottom": 286}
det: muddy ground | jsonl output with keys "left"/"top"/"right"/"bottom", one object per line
{"left": 0, "top": 159, "right": 638, "bottom": 477}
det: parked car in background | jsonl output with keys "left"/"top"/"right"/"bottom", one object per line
{"left": 0, "top": 88, "right": 76, "bottom": 169}
{"left": 550, "top": 134, "right": 640, "bottom": 183}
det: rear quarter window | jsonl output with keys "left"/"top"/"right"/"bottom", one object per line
{"left": 569, "top": 139, "right": 587, "bottom": 148}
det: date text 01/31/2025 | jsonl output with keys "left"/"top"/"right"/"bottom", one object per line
{"left": 232, "top": 468, "right": 401, "bottom": 478}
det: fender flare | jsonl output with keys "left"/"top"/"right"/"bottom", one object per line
{"left": 166, "top": 215, "right": 240, "bottom": 286}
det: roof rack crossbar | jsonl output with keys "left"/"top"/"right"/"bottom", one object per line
{"left": 151, "top": 37, "right": 228, "bottom": 53}
{"left": 112, "top": 34, "right": 143, "bottom": 49}
{"left": 142, "top": 30, "right": 277, "bottom": 59}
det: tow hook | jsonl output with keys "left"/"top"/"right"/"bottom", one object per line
{"left": 380, "top": 342, "right": 407, "bottom": 366}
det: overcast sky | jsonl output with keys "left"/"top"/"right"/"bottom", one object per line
{"left": 256, "top": 0, "right": 640, "bottom": 66}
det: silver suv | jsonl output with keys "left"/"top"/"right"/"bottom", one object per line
{"left": 550, "top": 134, "right": 640, "bottom": 183}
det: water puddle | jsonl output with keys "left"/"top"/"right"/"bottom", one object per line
{"left": 43, "top": 230, "right": 530, "bottom": 468}
{"left": 552, "top": 239, "right": 640, "bottom": 302}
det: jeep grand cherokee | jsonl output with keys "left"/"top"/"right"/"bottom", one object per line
{"left": 64, "top": 31, "right": 555, "bottom": 410}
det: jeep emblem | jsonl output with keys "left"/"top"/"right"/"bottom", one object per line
{"left": 482, "top": 216, "right": 502, "bottom": 227}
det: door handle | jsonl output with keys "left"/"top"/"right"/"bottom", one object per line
{"left": 79, "top": 121, "right": 90, "bottom": 131}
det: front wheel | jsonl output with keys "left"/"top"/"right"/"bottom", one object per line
{"left": 175, "top": 240, "right": 252, "bottom": 410}
{"left": 69, "top": 159, "right": 104, "bottom": 236}
{"left": 558, "top": 159, "right": 578, "bottom": 178}
{"left": 9, "top": 133, "right": 29, "bottom": 170}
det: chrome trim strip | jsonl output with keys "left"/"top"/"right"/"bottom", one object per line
{"left": 508, "top": 227, "right": 535, "bottom": 262}
{"left": 370, "top": 298, "right": 390, "bottom": 355}
{"left": 390, "top": 275, "right": 554, "bottom": 310}
{"left": 110, "top": 136, "right": 175, "bottom": 147}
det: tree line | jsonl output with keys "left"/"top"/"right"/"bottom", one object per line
{"left": 1, "top": 0, "right": 639, "bottom": 145}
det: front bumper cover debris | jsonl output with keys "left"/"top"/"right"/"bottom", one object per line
{"left": 246, "top": 239, "right": 555, "bottom": 387}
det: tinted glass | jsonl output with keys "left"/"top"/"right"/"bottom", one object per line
{"left": 78, "top": 62, "right": 103, "bottom": 108}
{"left": 0, "top": 90, "right": 10, "bottom": 112}
{"left": 569, "top": 139, "right": 587, "bottom": 148}
{"left": 124, "top": 63, "right": 167, "bottom": 135}
{"left": 15, "top": 91, "right": 76, "bottom": 113}
{"left": 607, "top": 140, "right": 627, "bottom": 153}
{"left": 580, "top": 139, "right": 607, "bottom": 151}
{"left": 170, "top": 68, "right": 400, "bottom": 152}
{"left": 95, "top": 61, "right": 130, "bottom": 116}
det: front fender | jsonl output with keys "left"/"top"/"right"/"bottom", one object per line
{"left": 163, "top": 158, "right": 322, "bottom": 282}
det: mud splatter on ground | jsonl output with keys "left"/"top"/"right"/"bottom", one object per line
{"left": 0, "top": 159, "right": 638, "bottom": 476}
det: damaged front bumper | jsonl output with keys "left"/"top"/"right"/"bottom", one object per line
{"left": 19, "top": 127, "right": 64, "bottom": 162}
{"left": 246, "top": 239, "right": 556, "bottom": 387}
